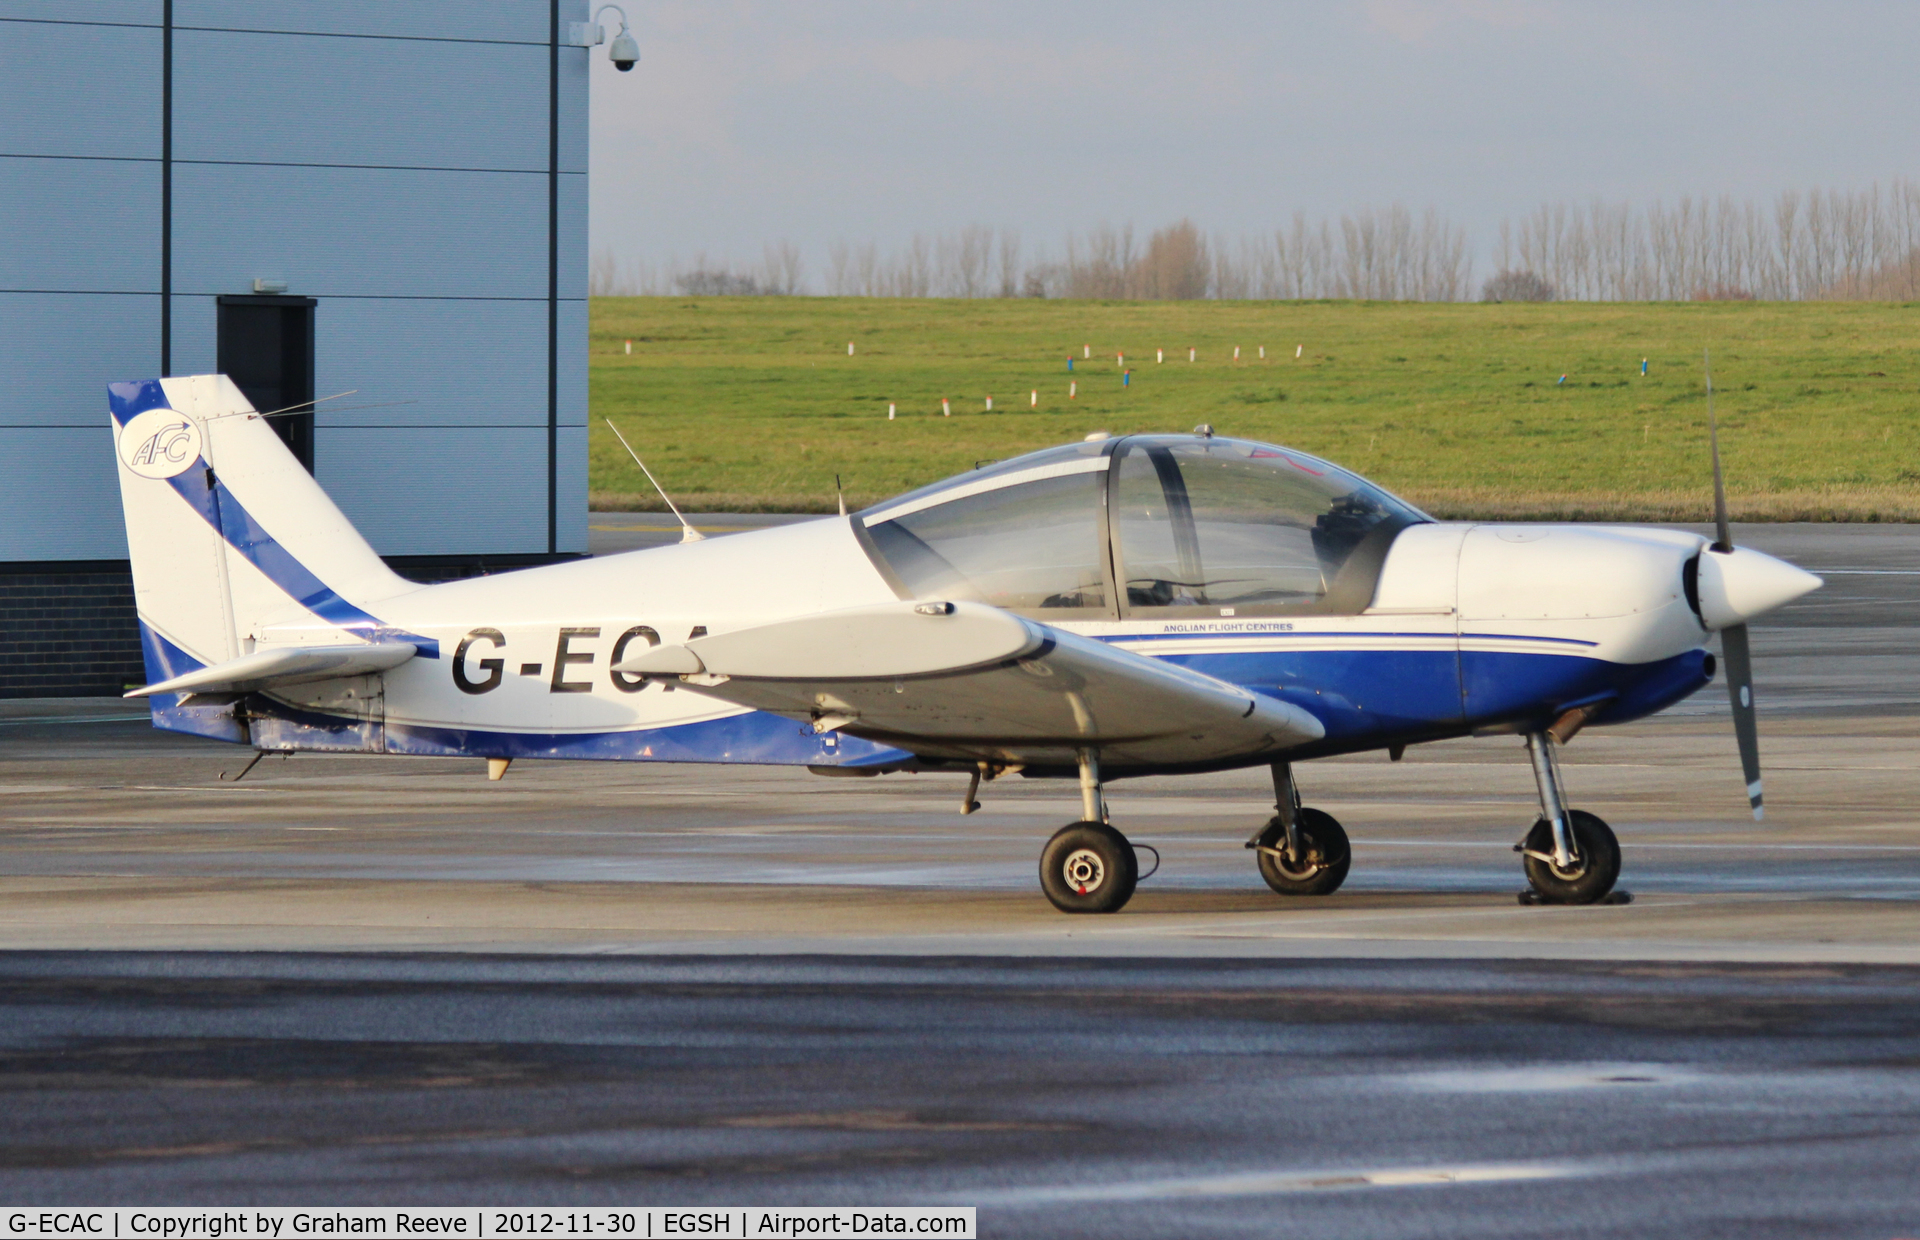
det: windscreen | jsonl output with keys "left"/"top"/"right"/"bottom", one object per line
{"left": 1112, "top": 437, "right": 1421, "bottom": 614}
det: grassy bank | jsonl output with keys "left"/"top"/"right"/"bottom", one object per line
{"left": 589, "top": 297, "right": 1920, "bottom": 520}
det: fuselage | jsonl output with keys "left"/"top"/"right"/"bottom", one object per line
{"left": 148, "top": 514, "right": 1719, "bottom": 774}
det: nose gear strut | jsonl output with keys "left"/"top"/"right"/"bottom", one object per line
{"left": 1515, "top": 730, "right": 1625, "bottom": 905}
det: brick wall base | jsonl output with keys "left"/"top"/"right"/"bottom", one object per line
{"left": 0, "top": 555, "right": 583, "bottom": 698}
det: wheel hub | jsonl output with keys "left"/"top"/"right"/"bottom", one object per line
{"left": 1061, "top": 848, "right": 1106, "bottom": 894}
{"left": 1547, "top": 855, "right": 1589, "bottom": 881}
{"left": 1275, "top": 849, "right": 1323, "bottom": 880}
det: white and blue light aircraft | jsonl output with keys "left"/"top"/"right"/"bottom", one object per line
{"left": 110, "top": 374, "right": 1821, "bottom": 912}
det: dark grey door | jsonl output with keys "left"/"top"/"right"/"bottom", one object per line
{"left": 216, "top": 295, "right": 317, "bottom": 472}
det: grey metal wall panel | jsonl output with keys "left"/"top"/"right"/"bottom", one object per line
{"left": 556, "top": 297, "right": 586, "bottom": 427}
{"left": 315, "top": 298, "right": 547, "bottom": 429}
{"left": 174, "top": 28, "right": 549, "bottom": 172}
{"left": 173, "top": 2, "right": 549, "bottom": 44}
{"left": 0, "top": 157, "right": 160, "bottom": 293}
{"left": 171, "top": 163, "right": 547, "bottom": 299}
{"left": 166, "top": 293, "right": 218, "bottom": 378}
{"left": 558, "top": 39, "right": 588, "bottom": 174}
{"left": 0, "top": 292, "right": 159, "bottom": 427}
{"left": 0, "top": 21, "right": 161, "bottom": 160}
{"left": 558, "top": 171, "right": 587, "bottom": 299}
{"left": 316, "top": 427, "right": 550, "bottom": 556}
{"left": 555, "top": 423, "right": 586, "bottom": 553}
{"left": 5, "top": 0, "right": 592, "bottom": 572}
{"left": 0, "top": 427, "right": 126, "bottom": 560}
{"left": 0, "top": 3, "right": 161, "bottom": 23}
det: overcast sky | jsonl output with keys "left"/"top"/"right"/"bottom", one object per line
{"left": 586, "top": 1, "right": 1920, "bottom": 277}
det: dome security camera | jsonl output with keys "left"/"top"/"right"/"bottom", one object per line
{"left": 593, "top": 6, "right": 639, "bottom": 71}
{"left": 609, "top": 26, "right": 639, "bottom": 71}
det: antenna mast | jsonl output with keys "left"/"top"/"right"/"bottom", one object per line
{"left": 603, "top": 418, "right": 704, "bottom": 543}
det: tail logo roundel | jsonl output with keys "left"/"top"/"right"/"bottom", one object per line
{"left": 117, "top": 408, "right": 203, "bottom": 479}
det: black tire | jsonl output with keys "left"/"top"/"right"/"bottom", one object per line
{"left": 1521, "top": 810, "right": 1620, "bottom": 905}
{"left": 1039, "top": 821, "right": 1138, "bottom": 913}
{"left": 1254, "top": 807, "right": 1351, "bottom": 896}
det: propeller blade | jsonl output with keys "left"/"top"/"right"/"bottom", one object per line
{"left": 1720, "top": 621, "right": 1763, "bottom": 820}
{"left": 1706, "top": 350, "right": 1733, "bottom": 553}
{"left": 1705, "top": 350, "right": 1761, "bottom": 817}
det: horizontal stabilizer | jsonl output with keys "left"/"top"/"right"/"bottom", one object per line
{"left": 126, "top": 642, "right": 417, "bottom": 698}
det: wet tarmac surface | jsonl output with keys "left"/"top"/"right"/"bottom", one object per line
{"left": 0, "top": 522, "right": 1915, "bottom": 1229}
{"left": 0, "top": 952, "right": 1915, "bottom": 1237}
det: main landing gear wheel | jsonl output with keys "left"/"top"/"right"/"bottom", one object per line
{"left": 1520, "top": 810, "right": 1620, "bottom": 905}
{"left": 1040, "top": 821, "right": 1138, "bottom": 914}
{"left": 1254, "top": 807, "right": 1351, "bottom": 896}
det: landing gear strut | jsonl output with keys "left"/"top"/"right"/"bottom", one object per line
{"left": 1516, "top": 731, "right": 1622, "bottom": 905}
{"left": 1038, "top": 748, "right": 1138, "bottom": 914}
{"left": 1247, "top": 761, "right": 1350, "bottom": 896}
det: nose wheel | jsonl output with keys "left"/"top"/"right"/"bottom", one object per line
{"left": 1518, "top": 810, "right": 1620, "bottom": 904}
{"left": 1517, "top": 731, "right": 1624, "bottom": 905}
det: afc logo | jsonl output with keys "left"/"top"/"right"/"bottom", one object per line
{"left": 116, "top": 408, "right": 204, "bottom": 480}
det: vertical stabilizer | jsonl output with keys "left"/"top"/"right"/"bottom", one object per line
{"left": 109, "top": 376, "right": 428, "bottom": 730}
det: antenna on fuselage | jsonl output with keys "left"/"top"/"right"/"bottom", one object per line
{"left": 604, "top": 418, "right": 704, "bottom": 543}
{"left": 836, "top": 473, "right": 847, "bottom": 517}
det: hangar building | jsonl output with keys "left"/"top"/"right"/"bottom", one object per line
{"left": 1, "top": 1, "right": 593, "bottom": 695}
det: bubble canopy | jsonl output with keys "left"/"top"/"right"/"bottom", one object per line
{"left": 855, "top": 434, "right": 1428, "bottom": 619}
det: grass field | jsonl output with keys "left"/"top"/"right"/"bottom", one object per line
{"left": 589, "top": 297, "right": 1920, "bottom": 520}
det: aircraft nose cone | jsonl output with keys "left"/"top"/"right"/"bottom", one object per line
{"left": 1696, "top": 546, "right": 1823, "bottom": 629}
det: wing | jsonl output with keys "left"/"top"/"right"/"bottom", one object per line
{"left": 126, "top": 641, "right": 418, "bottom": 698}
{"left": 615, "top": 601, "right": 1323, "bottom": 767}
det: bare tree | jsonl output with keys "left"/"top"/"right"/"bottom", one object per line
{"left": 760, "top": 239, "right": 805, "bottom": 295}
{"left": 927, "top": 225, "right": 993, "bottom": 297}
{"left": 589, "top": 246, "right": 623, "bottom": 296}
{"left": 996, "top": 229, "right": 1022, "bottom": 297}
{"left": 1212, "top": 234, "right": 1254, "bottom": 300}
{"left": 1138, "top": 220, "right": 1209, "bottom": 299}
{"left": 825, "top": 242, "right": 852, "bottom": 296}
{"left": 1060, "top": 224, "right": 1134, "bottom": 298}
{"left": 904, "top": 234, "right": 935, "bottom": 297}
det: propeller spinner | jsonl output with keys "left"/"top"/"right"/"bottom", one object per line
{"left": 1699, "top": 352, "right": 1822, "bottom": 820}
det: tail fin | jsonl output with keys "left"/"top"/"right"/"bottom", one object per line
{"left": 109, "top": 376, "right": 429, "bottom": 723}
